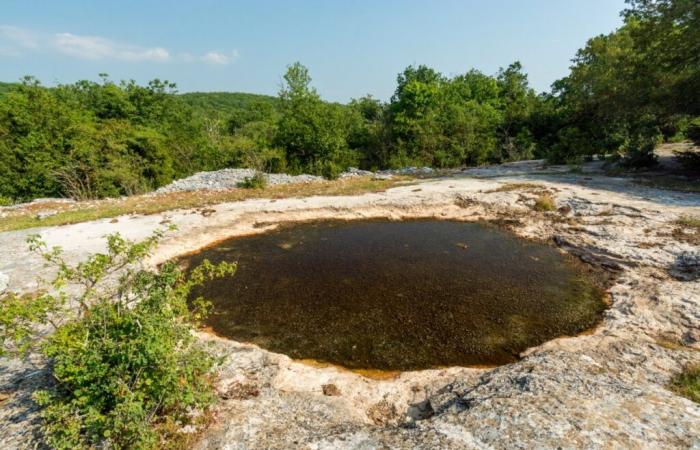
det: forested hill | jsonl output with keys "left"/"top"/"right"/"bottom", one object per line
{"left": 179, "top": 91, "right": 278, "bottom": 118}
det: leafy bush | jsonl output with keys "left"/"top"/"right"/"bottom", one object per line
{"left": 238, "top": 171, "right": 268, "bottom": 189}
{"left": 0, "top": 229, "right": 236, "bottom": 449}
{"left": 686, "top": 117, "right": 700, "bottom": 145}
{"left": 320, "top": 161, "right": 342, "bottom": 180}
{"left": 619, "top": 131, "right": 660, "bottom": 168}
{"left": 674, "top": 149, "right": 700, "bottom": 171}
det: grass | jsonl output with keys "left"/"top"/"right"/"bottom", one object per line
{"left": 486, "top": 182, "right": 542, "bottom": 193}
{"left": 238, "top": 172, "right": 268, "bottom": 189}
{"left": 0, "top": 177, "right": 409, "bottom": 233}
{"left": 676, "top": 215, "right": 700, "bottom": 229}
{"left": 533, "top": 194, "right": 556, "bottom": 212}
{"left": 671, "top": 366, "right": 700, "bottom": 403}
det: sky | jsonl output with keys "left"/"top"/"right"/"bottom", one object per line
{"left": 0, "top": 0, "right": 627, "bottom": 102}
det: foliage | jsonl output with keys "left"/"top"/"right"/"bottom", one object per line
{"left": 674, "top": 149, "right": 700, "bottom": 171}
{"left": 238, "top": 172, "right": 268, "bottom": 189}
{"left": 0, "top": 229, "right": 236, "bottom": 449}
{"left": 536, "top": 0, "right": 699, "bottom": 164}
{"left": 274, "top": 62, "right": 358, "bottom": 175}
{"left": 179, "top": 92, "right": 278, "bottom": 120}
{"left": 671, "top": 365, "right": 700, "bottom": 403}
{"left": 686, "top": 117, "right": 700, "bottom": 145}
{"left": 1, "top": 1, "right": 698, "bottom": 202}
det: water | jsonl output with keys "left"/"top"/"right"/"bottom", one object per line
{"left": 183, "top": 220, "right": 606, "bottom": 370}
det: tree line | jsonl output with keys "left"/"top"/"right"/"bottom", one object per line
{"left": 0, "top": 0, "right": 697, "bottom": 203}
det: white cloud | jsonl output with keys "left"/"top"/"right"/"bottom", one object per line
{"left": 52, "top": 32, "right": 170, "bottom": 62}
{"left": 0, "top": 25, "right": 238, "bottom": 66}
{"left": 0, "top": 25, "right": 41, "bottom": 49}
{"left": 201, "top": 50, "right": 239, "bottom": 65}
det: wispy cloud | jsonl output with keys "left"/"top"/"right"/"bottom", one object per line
{"left": 0, "top": 25, "right": 41, "bottom": 49}
{"left": 201, "top": 50, "right": 239, "bottom": 65}
{"left": 52, "top": 33, "right": 170, "bottom": 62}
{"left": 0, "top": 25, "right": 238, "bottom": 65}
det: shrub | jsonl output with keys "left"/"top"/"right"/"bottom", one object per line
{"left": 674, "top": 150, "right": 700, "bottom": 171}
{"left": 238, "top": 171, "right": 268, "bottom": 189}
{"left": 320, "top": 161, "right": 342, "bottom": 180}
{"left": 686, "top": 117, "right": 700, "bottom": 146}
{"left": 671, "top": 365, "right": 700, "bottom": 403}
{"left": 0, "top": 229, "right": 236, "bottom": 449}
{"left": 620, "top": 133, "right": 660, "bottom": 168}
{"left": 533, "top": 194, "right": 556, "bottom": 212}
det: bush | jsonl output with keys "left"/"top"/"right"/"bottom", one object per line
{"left": 686, "top": 117, "right": 700, "bottom": 145}
{"left": 674, "top": 149, "right": 700, "bottom": 171}
{"left": 671, "top": 365, "right": 700, "bottom": 403}
{"left": 533, "top": 194, "right": 556, "bottom": 212}
{"left": 320, "top": 161, "right": 342, "bottom": 180}
{"left": 619, "top": 132, "right": 660, "bottom": 168}
{"left": 238, "top": 171, "right": 268, "bottom": 189}
{"left": 0, "top": 229, "right": 236, "bottom": 449}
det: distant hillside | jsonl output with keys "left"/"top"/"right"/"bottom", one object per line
{"left": 179, "top": 91, "right": 279, "bottom": 118}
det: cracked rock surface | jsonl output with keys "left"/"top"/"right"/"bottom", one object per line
{"left": 1, "top": 162, "right": 699, "bottom": 449}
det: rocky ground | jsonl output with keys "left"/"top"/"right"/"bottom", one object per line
{"left": 1, "top": 159, "right": 699, "bottom": 449}
{"left": 153, "top": 166, "right": 436, "bottom": 194}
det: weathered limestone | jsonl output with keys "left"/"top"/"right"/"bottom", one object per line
{"left": 1, "top": 163, "right": 698, "bottom": 449}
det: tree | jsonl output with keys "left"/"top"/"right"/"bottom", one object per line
{"left": 274, "top": 62, "right": 358, "bottom": 175}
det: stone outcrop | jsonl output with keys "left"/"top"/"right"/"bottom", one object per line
{"left": 1, "top": 162, "right": 698, "bottom": 449}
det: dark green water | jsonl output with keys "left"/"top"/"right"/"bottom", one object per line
{"left": 184, "top": 220, "right": 606, "bottom": 370}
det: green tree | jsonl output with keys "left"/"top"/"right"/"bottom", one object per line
{"left": 274, "top": 62, "right": 358, "bottom": 175}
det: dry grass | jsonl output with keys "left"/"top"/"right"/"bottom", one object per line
{"left": 0, "top": 177, "right": 409, "bottom": 233}
{"left": 672, "top": 215, "right": 700, "bottom": 245}
{"left": 533, "top": 194, "right": 556, "bottom": 212}
{"left": 676, "top": 215, "right": 700, "bottom": 229}
{"left": 486, "top": 182, "right": 542, "bottom": 193}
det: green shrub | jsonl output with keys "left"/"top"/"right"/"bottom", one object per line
{"left": 620, "top": 133, "right": 659, "bottom": 168}
{"left": 0, "top": 229, "right": 236, "bottom": 449}
{"left": 320, "top": 161, "right": 342, "bottom": 180}
{"left": 686, "top": 117, "right": 700, "bottom": 145}
{"left": 671, "top": 365, "right": 700, "bottom": 403}
{"left": 238, "top": 171, "right": 268, "bottom": 189}
{"left": 675, "top": 150, "right": 700, "bottom": 171}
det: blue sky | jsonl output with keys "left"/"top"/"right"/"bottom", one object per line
{"left": 1, "top": 0, "right": 626, "bottom": 102}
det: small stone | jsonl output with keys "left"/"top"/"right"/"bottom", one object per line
{"left": 35, "top": 210, "right": 58, "bottom": 220}
{"left": 406, "top": 399, "right": 434, "bottom": 420}
{"left": 322, "top": 384, "right": 341, "bottom": 396}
